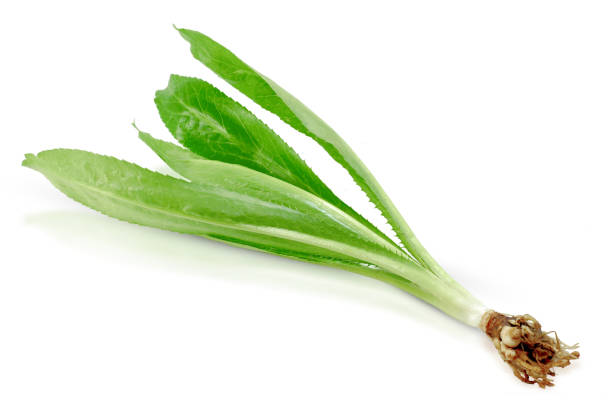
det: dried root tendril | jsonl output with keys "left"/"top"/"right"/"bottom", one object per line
{"left": 480, "top": 310, "right": 579, "bottom": 388}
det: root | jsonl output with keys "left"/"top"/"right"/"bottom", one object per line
{"left": 480, "top": 310, "right": 579, "bottom": 388}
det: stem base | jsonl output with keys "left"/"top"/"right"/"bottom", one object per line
{"left": 480, "top": 310, "right": 579, "bottom": 388}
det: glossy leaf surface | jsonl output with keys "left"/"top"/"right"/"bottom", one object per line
{"left": 154, "top": 75, "right": 399, "bottom": 251}
{"left": 176, "top": 27, "right": 443, "bottom": 270}
{"left": 23, "top": 149, "right": 426, "bottom": 290}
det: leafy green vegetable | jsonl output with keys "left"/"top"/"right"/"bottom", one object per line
{"left": 176, "top": 27, "right": 447, "bottom": 276}
{"left": 154, "top": 74, "right": 400, "bottom": 252}
{"left": 22, "top": 26, "right": 579, "bottom": 388}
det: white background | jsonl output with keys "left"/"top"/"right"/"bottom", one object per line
{"left": 2, "top": 1, "right": 611, "bottom": 408}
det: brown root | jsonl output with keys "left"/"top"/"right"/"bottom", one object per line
{"left": 480, "top": 310, "right": 579, "bottom": 388}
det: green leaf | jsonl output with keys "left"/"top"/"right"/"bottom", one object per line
{"left": 22, "top": 149, "right": 428, "bottom": 296}
{"left": 176, "top": 27, "right": 449, "bottom": 276}
{"left": 154, "top": 75, "right": 401, "bottom": 252}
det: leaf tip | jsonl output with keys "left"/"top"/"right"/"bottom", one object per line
{"left": 132, "top": 122, "right": 150, "bottom": 145}
{"left": 174, "top": 25, "right": 191, "bottom": 40}
{"left": 22, "top": 153, "right": 37, "bottom": 169}
{"left": 134, "top": 125, "right": 151, "bottom": 143}
{"left": 155, "top": 74, "right": 178, "bottom": 100}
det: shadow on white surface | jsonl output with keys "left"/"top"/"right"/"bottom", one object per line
{"left": 24, "top": 209, "right": 474, "bottom": 335}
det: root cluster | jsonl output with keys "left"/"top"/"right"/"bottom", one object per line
{"left": 480, "top": 311, "right": 579, "bottom": 388}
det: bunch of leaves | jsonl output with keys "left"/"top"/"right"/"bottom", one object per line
{"left": 23, "top": 27, "right": 484, "bottom": 326}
